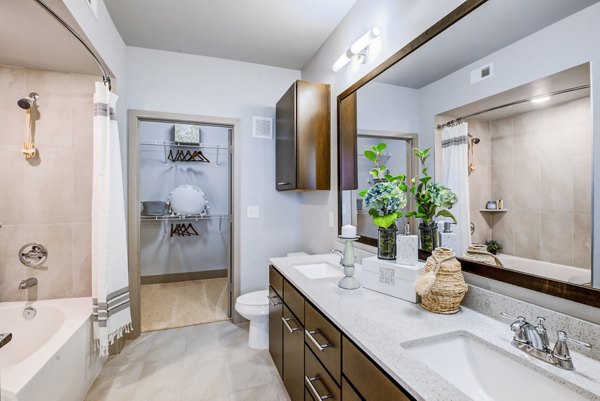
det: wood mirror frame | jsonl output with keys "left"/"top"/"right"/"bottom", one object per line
{"left": 336, "top": 0, "right": 600, "bottom": 308}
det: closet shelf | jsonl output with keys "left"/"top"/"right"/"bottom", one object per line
{"left": 140, "top": 141, "right": 229, "bottom": 150}
{"left": 140, "top": 141, "right": 229, "bottom": 165}
{"left": 478, "top": 209, "right": 508, "bottom": 213}
{"left": 141, "top": 213, "right": 230, "bottom": 222}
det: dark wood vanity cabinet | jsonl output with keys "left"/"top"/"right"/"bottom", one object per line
{"left": 275, "top": 80, "right": 331, "bottom": 191}
{"left": 268, "top": 265, "right": 415, "bottom": 401}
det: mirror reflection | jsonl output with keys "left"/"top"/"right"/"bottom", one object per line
{"left": 339, "top": 0, "right": 598, "bottom": 288}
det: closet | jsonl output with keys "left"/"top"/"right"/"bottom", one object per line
{"left": 138, "top": 119, "right": 232, "bottom": 332}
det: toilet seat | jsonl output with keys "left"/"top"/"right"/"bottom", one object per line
{"left": 237, "top": 289, "right": 269, "bottom": 306}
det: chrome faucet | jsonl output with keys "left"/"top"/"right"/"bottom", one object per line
{"left": 330, "top": 249, "right": 343, "bottom": 265}
{"left": 501, "top": 312, "right": 591, "bottom": 370}
{"left": 18, "top": 277, "right": 38, "bottom": 290}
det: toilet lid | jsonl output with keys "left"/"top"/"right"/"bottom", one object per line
{"left": 237, "top": 290, "right": 269, "bottom": 306}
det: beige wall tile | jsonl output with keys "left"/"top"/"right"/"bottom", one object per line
{"left": 0, "top": 67, "right": 27, "bottom": 147}
{"left": 512, "top": 212, "right": 541, "bottom": 260}
{"left": 73, "top": 96, "right": 94, "bottom": 223}
{"left": 0, "top": 225, "right": 28, "bottom": 302}
{"left": 0, "top": 145, "right": 26, "bottom": 225}
{"left": 491, "top": 213, "right": 514, "bottom": 255}
{"left": 573, "top": 213, "right": 592, "bottom": 269}
{"left": 490, "top": 165, "right": 514, "bottom": 209}
{"left": 24, "top": 146, "right": 75, "bottom": 224}
{"left": 490, "top": 119, "right": 513, "bottom": 167}
{"left": 513, "top": 162, "right": 541, "bottom": 213}
{"left": 572, "top": 156, "right": 592, "bottom": 214}
{"left": 513, "top": 125, "right": 541, "bottom": 164}
{"left": 541, "top": 213, "right": 573, "bottom": 266}
{"left": 541, "top": 158, "right": 573, "bottom": 213}
{"left": 25, "top": 224, "right": 74, "bottom": 299}
{"left": 74, "top": 224, "right": 92, "bottom": 297}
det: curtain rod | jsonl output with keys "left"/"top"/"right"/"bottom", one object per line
{"left": 436, "top": 84, "right": 590, "bottom": 130}
{"left": 32, "top": 0, "right": 112, "bottom": 90}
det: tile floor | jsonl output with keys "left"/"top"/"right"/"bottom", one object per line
{"left": 84, "top": 320, "right": 291, "bottom": 401}
{"left": 141, "top": 278, "right": 229, "bottom": 332}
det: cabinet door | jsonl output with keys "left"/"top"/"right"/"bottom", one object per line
{"left": 268, "top": 286, "right": 283, "bottom": 377}
{"left": 276, "top": 82, "right": 297, "bottom": 191}
{"left": 283, "top": 305, "right": 304, "bottom": 401}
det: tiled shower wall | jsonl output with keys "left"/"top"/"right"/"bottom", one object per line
{"left": 0, "top": 66, "right": 99, "bottom": 301}
{"left": 468, "top": 97, "right": 592, "bottom": 268}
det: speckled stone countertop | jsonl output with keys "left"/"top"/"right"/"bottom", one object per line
{"left": 269, "top": 254, "right": 600, "bottom": 401}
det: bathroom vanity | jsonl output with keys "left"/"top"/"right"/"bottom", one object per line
{"left": 268, "top": 254, "right": 600, "bottom": 401}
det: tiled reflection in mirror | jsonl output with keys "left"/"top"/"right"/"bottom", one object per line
{"left": 84, "top": 321, "right": 291, "bottom": 401}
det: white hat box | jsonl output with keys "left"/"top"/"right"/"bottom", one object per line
{"left": 361, "top": 256, "right": 425, "bottom": 303}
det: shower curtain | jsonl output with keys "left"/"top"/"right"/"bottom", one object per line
{"left": 92, "top": 82, "right": 131, "bottom": 356}
{"left": 441, "top": 123, "right": 471, "bottom": 256}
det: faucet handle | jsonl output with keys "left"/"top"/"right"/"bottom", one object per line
{"left": 558, "top": 330, "right": 592, "bottom": 349}
{"left": 501, "top": 312, "right": 529, "bottom": 344}
{"left": 535, "top": 317, "right": 550, "bottom": 350}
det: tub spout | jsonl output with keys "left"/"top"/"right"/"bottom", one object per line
{"left": 19, "top": 277, "right": 37, "bottom": 290}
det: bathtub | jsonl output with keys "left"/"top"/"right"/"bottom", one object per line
{"left": 495, "top": 254, "right": 592, "bottom": 285}
{"left": 0, "top": 298, "right": 104, "bottom": 401}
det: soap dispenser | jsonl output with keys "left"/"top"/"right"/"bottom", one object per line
{"left": 396, "top": 224, "right": 418, "bottom": 266}
{"left": 439, "top": 222, "right": 457, "bottom": 251}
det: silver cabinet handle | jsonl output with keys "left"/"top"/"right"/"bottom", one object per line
{"left": 268, "top": 295, "right": 281, "bottom": 306}
{"left": 282, "top": 317, "right": 301, "bottom": 334}
{"left": 305, "top": 329, "right": 332, "bottom": 351}
{"left": 277, "top": 182, "right": 290, "bottom": 186}
{"left": 304, "top": 375, "right": 333, "bottom": 400}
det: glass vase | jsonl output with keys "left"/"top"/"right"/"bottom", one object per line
{"left": 419, "top": 222, "right": 438, "bottom": 252}
{"left": 377, "top": 225, "right": 397, "bottom": 260}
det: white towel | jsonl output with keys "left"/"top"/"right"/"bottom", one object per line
{"left": 92, "top": 82, "right": 131, "bottom": 356}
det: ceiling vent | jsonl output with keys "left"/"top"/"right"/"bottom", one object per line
{"left": 253, "top": 117, "right": 273, "bottom": 139}
{"left": 471, "top": 63, "right": 493, "bottom": 84}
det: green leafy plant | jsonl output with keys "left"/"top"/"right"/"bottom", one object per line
{"left": 358, "top": 143, "right": 407, "bottom": 229}
{"left": 405, "top": 147, "right": 458, "bottom": 225}
{"left": 485, "top": 240, "right": 503, "bottom": 255}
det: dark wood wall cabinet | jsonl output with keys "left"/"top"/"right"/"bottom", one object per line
{"left": 275, "top": 80, "right": 331, "bottom": 191}
{"left": 268, "top": 265, "right": 416, "bottom": 401}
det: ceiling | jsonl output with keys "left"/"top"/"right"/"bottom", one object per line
{"left": 376, "top": 0, "right": 600, "bottom": 89}
{"left": 104, "top": 0, "right": 358, "bottom": 70}
{"left": 0, "top": 0, "right": 102, "bottom": 76}
{"left": 441, "top": 63, "right": 591, "bottom": 121}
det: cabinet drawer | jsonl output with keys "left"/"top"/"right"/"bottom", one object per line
{"left": 342, "top": 337, "right": 413, "bottom": 401}
{"left": 269, "top": 265, "right": 283, "bottom": 297}
{"left": 283, "top": 306, "right": 304, "bottom": 401}
{"left": 268, "top": 286, "right": 283, "bottom": 378}
{"left": 283, "top": 280, "right": 305, "bottom": 325}
{"left": 305, "top": 345, "right": 341, "bottom": 401}
{"left": 304, "top": 302, "right": 341, "bottom": 384}
{"left": 342, "top": 378, "right": 362, "bottom": 401}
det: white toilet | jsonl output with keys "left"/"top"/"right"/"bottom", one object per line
{"left": 235, "top": 289, "right": 270, "bottom": 349}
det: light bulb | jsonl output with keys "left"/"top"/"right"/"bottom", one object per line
{"left": 350, "top": 27, "right": 381, "bottom": 55}
{"left": 332, "top": 51, "right": 352, "bottom": 72}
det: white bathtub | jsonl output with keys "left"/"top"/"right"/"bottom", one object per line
{"left": 496, "top": 254, "right": 592, "bottom": 285}
{"left": 0, "top": 298, "right": 104, "bottom": 401}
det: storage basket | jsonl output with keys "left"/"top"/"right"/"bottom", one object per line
{"left": 461, "top": 244, "right": 503, "bottom": 266}
{"left": 414, "top": 247, "right": 468, "bottom": 314}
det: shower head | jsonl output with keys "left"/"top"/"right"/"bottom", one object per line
{"left": 472, "top": 137, "right": 481, "bottom": 144}
{"left": 17, "top": 93, "right": 39, "bottom": 109}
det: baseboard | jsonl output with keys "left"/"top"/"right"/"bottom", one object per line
{"left": 141, "top": 269, "right": 228, "bottom": 285}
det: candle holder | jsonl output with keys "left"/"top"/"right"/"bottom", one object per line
{"left": 337, "top": 235, "right": 361, "bottom": 290}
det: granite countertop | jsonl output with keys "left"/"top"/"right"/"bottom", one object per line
{"left": 269, "top": 254, "right": 600, "bottom": 401}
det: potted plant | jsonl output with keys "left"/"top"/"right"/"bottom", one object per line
{"left": 358, "top": 143, "right": 408, "bottom": 260}
{"left": 485, "top": 240, "right": 503, "bottom": 255}
{"left": 406, "top": 148, "right": 458, "bottom": 252}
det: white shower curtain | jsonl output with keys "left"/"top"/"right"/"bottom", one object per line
{"left": 92, "top": 82, "right": 131, "bottom": 356}
{"left": 441, "top": 123, "right": 471, "bottom": 256}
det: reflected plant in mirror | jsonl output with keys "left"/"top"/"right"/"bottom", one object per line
{"left": 359, "top": 143, "right": 408, "bottom": 259}
{"left": 405, "top": 148, "right": 458, "bottom": 252}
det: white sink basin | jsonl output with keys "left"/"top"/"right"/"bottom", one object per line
{"left": 293, "top": 262, "right": 344, "bottom": 280}
{"left": 402, "top": 331, "right": 590, "bottom": 401}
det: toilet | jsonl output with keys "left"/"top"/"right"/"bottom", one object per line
{"left": 235, "top": 289, "right": 270, "bottom": 349}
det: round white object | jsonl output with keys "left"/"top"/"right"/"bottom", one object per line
{"left": 237, "top": 290, "right": 269, "bottom": 306}
{"left": 168, "top": 185, "right": 208, "bottom": 215}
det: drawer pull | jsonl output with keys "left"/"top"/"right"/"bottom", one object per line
{"left": 268, "top": 295, "right": 281, "bottom": 306}
{"left": 306, "top": 329, "right": 332, "bottom": 351}
{"left": 277, "top": 182, "right": 290, "bottom": 186}
{"left": 305, "top": 375, "right": 334, "bottom": 400}
{"left": 282, "top": 317, "right": 301, "bottom": 333}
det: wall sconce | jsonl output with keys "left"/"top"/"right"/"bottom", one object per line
{"left": 332, "top": 27, "right": 380, "bottom": 72}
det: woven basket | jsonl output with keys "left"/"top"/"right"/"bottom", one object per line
{"left": 462, "top": 244, "right": 503, "bottom": 266}
{"left": 419, "top": 247, "right": 468, "bottom": 314}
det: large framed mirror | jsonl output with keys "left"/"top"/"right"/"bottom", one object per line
{"left": 337, "top": 0, "right": 600, "bottom": 307}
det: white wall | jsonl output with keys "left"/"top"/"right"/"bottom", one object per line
{"left": 357, "top": 82, "right": 420, "bottom": 133}
{"left": 126, "top": 46, "right": 302, "bottom": 293}
{"left": 299, "top": 0, "right": 464, "bottom": 255}
{"left": 418, "top": 3, "right": 600, "bottom": 287}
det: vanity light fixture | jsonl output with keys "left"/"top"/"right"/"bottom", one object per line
{"left": 332, "top": 27, "right": 381, "bottom": 72}
{"left": 531, "top": 96, "right": 551, "bottom": 103}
